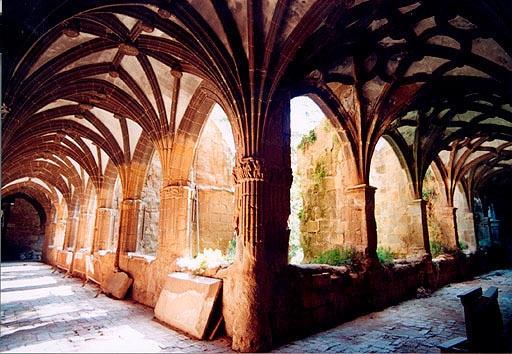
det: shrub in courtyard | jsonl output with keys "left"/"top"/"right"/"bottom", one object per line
{"left": 377, "top": 246, "right": 395, "bottom": 267}
{"left": 310, "top": 246, "right": 363, "bottom": 268}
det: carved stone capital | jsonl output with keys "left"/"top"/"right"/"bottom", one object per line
{"left": 233, "top": 157, "right": 266, "bottom": 184}
{"left": 233, "top": 157, "right": 292, "bottom": 186}
{"left": 160, "top": 185, "right": 192, "bottom": 200}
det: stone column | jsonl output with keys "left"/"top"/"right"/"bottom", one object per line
{"left": 230, "top": 157, "right": 292, "bottom": 352}
{"left": 437, "top": 206, "right": 459, "bottom": 249}
{"left": 118, "top": 199, "right": 142, "bottom": 253}
{"left": 92, "top": 207, "right": 116, "bottom": 252}
{"left": 407, "top": 199, "right": 430, "bottom": 254}
{"left": 156, "top": 185, "right": 194, "bottom": 259}
{"left": 54, "top": 218, "right": 67, "bottom": 249}
{"left": 76, "top": 212, "right": 95, "bottom": 250}
{"left": 344, "top": 184, "right": 378, "bottom": 260}
{"left": 63, "top": 216, "right": 79, "bottom": 249}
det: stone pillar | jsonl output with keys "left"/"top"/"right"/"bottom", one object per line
{"left": 92, "top": 207, "right": 116, "bottom": 252}
{"left": 157, "top": 185, "right": 194, "bottom": 259}
{"left": 63, "top": 216, "right": 79, "bottom": 249}
{"left": 437, "top": 206, "right": 459, "bottom": 249}
{"left": 118, "top": 199, "right": 142, "bottom": 253}
{"left": 54, "top": 218, "right": 67, "bottom": 249}
{"left": 344, "top": 184, "right": 378, "bottom": 260}
{"left": 407, "top": 199, "right": 430, "bottom": 254}
{"left": 76, "top": 212, "right": 95, "bottom": 250}
{"left": 230, "top": 157, "right": 291, "bottom": 352}
{"left": 42, "top": 219, "right": 57, "bottom": 263}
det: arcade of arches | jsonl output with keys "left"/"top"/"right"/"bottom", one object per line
{"left": 2, "top": 0, "right": 512, "bottom": 352}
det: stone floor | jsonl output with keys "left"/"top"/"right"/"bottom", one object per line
{"left": 1, "top": 262, "right": 511, "bottom": 353}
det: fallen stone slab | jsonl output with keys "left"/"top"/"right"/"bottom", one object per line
{"left": 154, "top": 272, "right": 222, "bottom": 339}
{"left": 101, "top": 271, "right": 133, "bottom": 299}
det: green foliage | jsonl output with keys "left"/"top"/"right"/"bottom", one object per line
{"left": 297, "top": 207, "right": 303, "bottom": 221}
{"left": 312, "top": 162, "right": 326, "bottom": 185}
{"left": 310, "top": 246, "right": 363, "bottom": 268}
{"left": 377, "top": 246, "right": 395, "bottom": 267}
{"left": 430, "top": 240, "right": 448, "bottom": 258}
{"left": 458, "top": 241, "right": 469, "bottom": 250}
{"left": 225, "top": 234, "right": 236, "bottom": 263}
{"left": 298, "top": 129, "right": 317, "bottom": 150}
{"left": 301, "top": 234, "right": 312, "bottom": 259}
{"left": 288, "top": 243, "right": 300, "bottom": 260}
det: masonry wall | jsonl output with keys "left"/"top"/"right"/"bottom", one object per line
{"left": 193, "top": 118, "right": 235, "bottom": 255}
{"left": 370, "top": 139, "right": 417, "bottom": 257}
{"left": 298, "top": 119, "right": 425, "bottom": 260}
{"left": 2, "top": 198, "right": 44, "bottom": 260}
{"left": 297, "top": 119, "right": 344, "bottom": 262}
{"left": 423, "top": 168, "right": 452, "bottom": 248}
{"left": 453, "top": 184, "right": 477, "bottom": 250}
{"left": 138, "top": 152, "right": 162, "bottom": 255}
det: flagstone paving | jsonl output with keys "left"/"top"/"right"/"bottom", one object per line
{"left": 1, "top": 261, "right": 511, "bottom": 353}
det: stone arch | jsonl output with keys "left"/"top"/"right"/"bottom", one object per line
{"left": 190, "top": 104, "right": 236, "bottom": 256}
{"left": 424, "top": 162, "right": 459, "bottom": 250}
{"left": 370, "top": 138, "right": 420, "bottom": 257}
{"left": 1, "top": 192, "right": 47, "bottom": 260}
{"left": 137, "top": 148, "right": 162, "bottom": 256}
{"left": 168, "top": 85, "right": 228, "bottom": 185}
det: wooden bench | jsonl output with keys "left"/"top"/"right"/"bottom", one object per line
{"left": 439, "top": 286, "right": 507, "bottom": 353}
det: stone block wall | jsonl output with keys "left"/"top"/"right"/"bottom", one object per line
{"left": 297, "top": 119, "right": 429, "bottom": 260}
{"left": 139, "top": 152, "right": 162, "bottom": 255}
{"left": 370, "top": 139, "right": 417, "bottom": 256}
{"left": 195, "top": 188, "right": 234, "bottom": 254}
{"left": 258, "top": 250, "right": 506, "bottom": 346}
{"left": 297, "top": 119, "right": 345, "bottom": 262}
{"left": 453, "top": 185, "right": 477, "bottom": 250}
{"left": 2, "top": 198, "right": 44, "bottom": 260}
{"left": 193, "top": 117, "right": 235, "bottom": 254}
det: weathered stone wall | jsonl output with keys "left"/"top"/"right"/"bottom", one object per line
{"left": 223, "top": 249, "right": 507, "bottom": 347}
{"left": 454, "top": 184, "right": 477, "bottom": 250}
{"left": 298, "top": 119, "right": 424, "bottom": 260}
{"left": 423, "top": 168, "right": 450, "bottom": 248}
{"left": 297, "top": 119, "right": 344, "bottom": 262}
{"left": 2, "top": 198, "right": 44, "bottom": 260}
{"left": 138, "top": 152, "right": 162, "bottom": 255}
{"left": 195, "top": 189, "right": 234, "bottom": 253}
{"left": 193, "top": 118, "right": 234, "bottom": 254}
{"left": 370, "top": 139, "right": 416, "bottom": 256}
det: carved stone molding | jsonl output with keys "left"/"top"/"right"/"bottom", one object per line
{"left": 160, "top": 185, "right": 192, "bottom": 200}
{"left": 233, "top": 157, "right": 265, "bottom": 184}
{"left": 233, "top": 157, "right": 292, "bottom": 186}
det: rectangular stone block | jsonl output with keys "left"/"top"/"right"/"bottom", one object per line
{"left": 101, "top": 271, "right": 133, "bottom": 299}
{"left": 154, "top": 272, "right": 222, "bottom": 339}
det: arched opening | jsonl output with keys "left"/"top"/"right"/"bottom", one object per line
{"left": 290, "top": 96, "right": 346, "bottom": 264}
{"left": 136, "top": 151, "right": 162, "bottom": 256}
{"left": 189, "top": 104, "right": 236, "bottom": 258}
{"left": 109, "top": 176, "right": 122, "bottom": 252}
{"left": 1, "top": 193, "right": 47, "bottom": 261}
{"left": 370, "top": 138, "right": 415, "bottom": 258}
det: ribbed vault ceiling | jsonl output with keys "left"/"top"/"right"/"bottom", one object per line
{"left": 2, "top": 0, "right": 511, "bottom": 213}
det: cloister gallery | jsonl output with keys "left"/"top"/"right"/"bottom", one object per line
{"left": 2, "top": 0, "right": 512, "bottom": 352}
